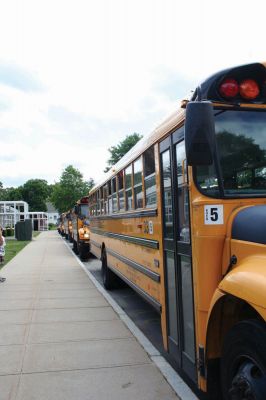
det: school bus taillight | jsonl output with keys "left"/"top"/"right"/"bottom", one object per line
{"left": 239, "top": 78, "right": 260, "bottom": 99}
{"left": 219, "top": 78, "right": 239, "bottom": 98}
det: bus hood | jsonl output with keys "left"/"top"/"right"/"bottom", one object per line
{"left": 232, "top": 205, "right": 266, "bottom": 245}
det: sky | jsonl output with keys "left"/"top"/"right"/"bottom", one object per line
{"left": 0, "top": 0, "right": 265, "bottom": 188}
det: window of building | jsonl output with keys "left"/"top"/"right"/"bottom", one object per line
{"left": 125, "top": 165, "right": 133, "bottom": 210}
{"left": 144, "top": 146, "right": 157, "bottom": 208}
{"left": 133, "top": 157, "right": 143, "bottom": 209}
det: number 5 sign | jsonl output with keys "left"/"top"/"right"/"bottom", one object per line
{"left": 204, "top": 205, "right": 224, "bottom": 225}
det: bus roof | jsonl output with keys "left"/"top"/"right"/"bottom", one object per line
{"left": 192, "top": 62, "right": 266, "bottom": 102}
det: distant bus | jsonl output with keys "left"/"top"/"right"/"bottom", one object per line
{"left": 72, "top": 196, "right": 90, "bottom": 260}
{"left": 57, "top": 214, "right": 65, "bottom": 236}
{"left": 62, "top": 211, "right": 72, "bottom": 242}
{"left": 88, "top": 62, "right": 266, "bottom": 399}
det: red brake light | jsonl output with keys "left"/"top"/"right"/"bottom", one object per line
{"left": 239, "top": 79, "right": 260, "bottom": 100}
{"left": 219, "top": 78, "right": 239, "bottom": 98}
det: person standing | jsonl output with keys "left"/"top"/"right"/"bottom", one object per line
{"left": 0, "top": 228, "right": 6, "bottom": 282}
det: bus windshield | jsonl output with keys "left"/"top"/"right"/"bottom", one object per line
{"left": 196, "top": 109, "right": 266, "bottom": 197}
{"left": 80, "top": 204, "right": 89, "bottom": 217}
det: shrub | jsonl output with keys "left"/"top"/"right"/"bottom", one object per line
{"left": 48, "top": 223, "right": 56, "bottom": 230}
{"left": 4, "top": 227, "right": 14, "bottom": 237}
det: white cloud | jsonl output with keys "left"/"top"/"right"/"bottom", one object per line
{"left": 0, "top": 0, "right": 265, "bottom": 187}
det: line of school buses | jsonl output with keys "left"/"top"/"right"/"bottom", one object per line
{"left": 58, "top": 196, "right": 90, "bottom": 260}
{"left": 58, "top": 61, "right": 266, "bottom": 400}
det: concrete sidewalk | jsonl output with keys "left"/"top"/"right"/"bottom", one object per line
{"left": 0, "top": 231, "right": 180, "bottom": 400}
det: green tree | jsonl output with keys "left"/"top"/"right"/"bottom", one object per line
{"left": 0, "top": 182, "right": 4, "bottom": 200}
{"left": 47, "top": 183, "right": 56, "bottom": 200}
{"left": 21, "top": 179, "right": 49, "bottom": 211}
{"left": 4, "top": 187, "right": 23, "bottom": 201}
{"left": 104, "top": 133, "right": 143, "bottom": 172}
{"left": 50, "top": 165, "right": 94, "bottom": 213}
{"left": 0, "top": 183, "right": 23, "bottom": 201}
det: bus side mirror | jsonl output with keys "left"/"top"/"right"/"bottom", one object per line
{"left": 185, "top": 101, "right": 215, "bottom": 166}
{"left": 74, "top": 205, "right": 79, "bottom": 214}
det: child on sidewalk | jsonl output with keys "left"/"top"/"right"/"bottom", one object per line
{"left": 0, "top": 227, "right": 6, "bottom": 282}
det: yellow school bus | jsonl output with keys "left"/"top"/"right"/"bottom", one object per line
{"left": 88, "top": 62, "right": 266, "bottom": 399}
{"left": 72, "top": 196, "right": 90, "bottom": 260}
{"left": 63, "top": 211, "right": 73, "bottom": 242}
{"left": 57, "top": 214, "right": 65, "bottom": 236}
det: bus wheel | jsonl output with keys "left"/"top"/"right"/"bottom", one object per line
{"left": 73, "top": 240, "right": 78, "bottom": 254}
{"left": 101, "top": 250, "right": 115, "bottom": 290}
{"left": 79, "top": 243, "right": 89, "bottom": 261}
{"left": 221, "top": 320, "right": 266, "bottom": 400}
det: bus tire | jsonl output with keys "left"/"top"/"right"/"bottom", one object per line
{"left": 101, "top": 250, "right": 115, "bottom": 290}
{"left": 73, "top": 240, "right": 78, "bottom": 254}
{"left": 221, "top": 319, "right": 266, "bottom": 400}
{"left": 79, "top": 243, "right": 89, "bottom": 261}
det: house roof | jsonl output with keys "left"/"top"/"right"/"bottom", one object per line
{"left": 46, "top": 202, "right": 58, "bottom": 213}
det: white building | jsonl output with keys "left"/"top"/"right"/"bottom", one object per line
{"left": 0, "top": 201, "right": 48, "bottom": 234}
{"left": 46, "top": 202, "right": 59, "bottom": 225}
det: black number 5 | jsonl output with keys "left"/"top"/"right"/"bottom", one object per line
{"left": 210, "top": 207, "right": 218, "bottom": 221}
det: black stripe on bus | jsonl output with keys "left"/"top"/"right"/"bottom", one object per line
{"left": 89, "top": 208, "right": 157, "bottom": 221}
{"left": 106, "top": 248, "right": 160, "bottom": 283}
{"left": 107, "top": 262, "right": 162, "bottom": 313}
{"left": 90, "top": 228, "right": 159, "bottom": 249}
{"left": 90, "top": 239, "right": 101, "bottom": 249}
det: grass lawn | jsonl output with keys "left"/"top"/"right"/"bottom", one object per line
{"left": 1, "top": 231, "right": 41, "bottom": 270}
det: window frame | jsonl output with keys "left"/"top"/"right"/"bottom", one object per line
{"left": 117, "top": 170, "right": 125, "bottom": 211}
{"left": 143, "top": 145, "right": 157, "bottom": 209}
{"left": 194, "top": 107, "right": 266, "bottom": 199}
{"left": 133, "top": 156, "right": 144, "bottom": 209}
{"left": 125, "top": 164, "right": 133, "bottom": 211}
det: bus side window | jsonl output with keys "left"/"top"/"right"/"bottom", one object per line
{"left": 134, "top": 157, "right": 143, "bottom": 209}
{"left": 118, "top": 170, "right": 125, "bottom": 211}
{"left": 112, "top": 177, "right": 118, "bottom": 212}
{"left": 103, "top": 185, "right": 108, "bottom": 214}
{"left": 125, "top": 165, "right": 133, "bottom": 210}
{"left": 99, "top": 187, "right": 104, "bottom": 214}
{"left": 144, "top": 146, "right": 156, "bottom": 208}
{"left": 89, "top": 193, "right": 96, "bottom": 216}
{"left": 96, "top": 190, "right": 101, "bottom": 215}
{"left": 108, "top": 181, "right": 112, "bottom": 214}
